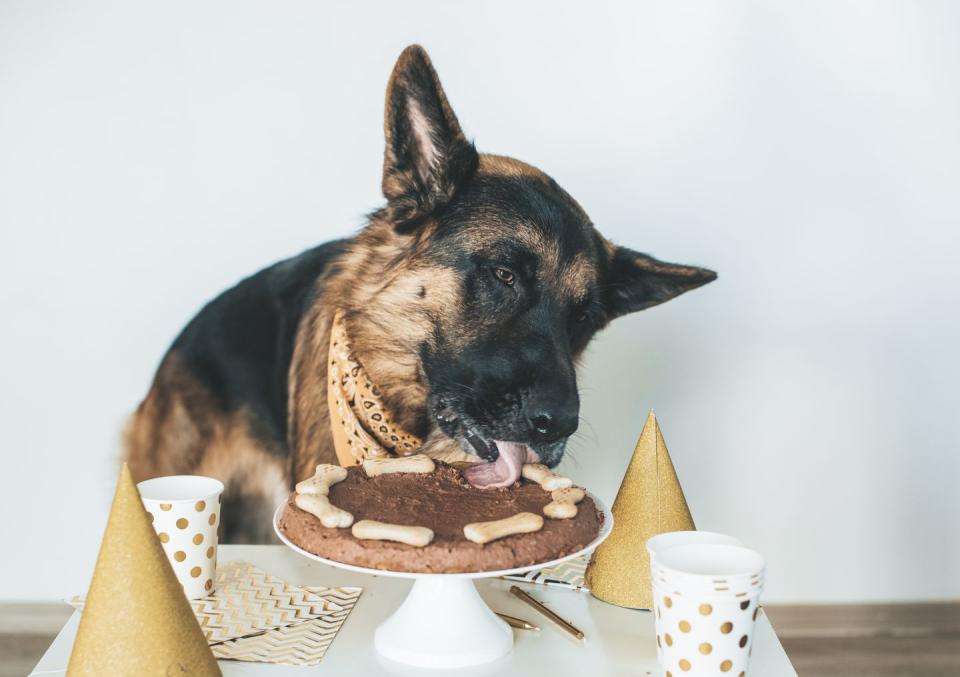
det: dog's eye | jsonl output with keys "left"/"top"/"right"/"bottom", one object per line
{"left": 492, "top": 267, "right": 515, "bottom": 286}
{"left": 576, "top": 312, "right": 589, "bottom": 323}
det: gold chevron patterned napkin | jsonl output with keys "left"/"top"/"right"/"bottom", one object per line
{"left": 212, "top": 585, "right": 362, "bottom": 666}
{"left": 501, "top": 553, "right": 589, "bottom": 590}
{"left": 70, "top": 561, "right": 361, "bottom": 663}
{"left": 192, "top": 561, "right": 345, "bottom": 643}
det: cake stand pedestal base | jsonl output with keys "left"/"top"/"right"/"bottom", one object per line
{"left": 274, "top": 494, "right": 612, "bottom": 668}
{"left": 374, "top": 576, "right": 513, "bottom": 668}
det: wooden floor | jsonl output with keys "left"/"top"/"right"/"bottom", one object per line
{"left": 0, "top": 603, "right": 73, "bottom": 677}
{"left": 766, "top": 603, "right": 960, "bottom": 677}
{"left": 2, "top": 602, "right": 958, "bottom": 676}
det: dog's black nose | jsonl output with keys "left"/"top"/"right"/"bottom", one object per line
{"left": 527, "top": 408, "right": 579, "bottom": 443}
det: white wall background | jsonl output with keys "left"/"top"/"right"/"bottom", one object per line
{"left": 1, "top": 1, "right": 958, "bottom": 603}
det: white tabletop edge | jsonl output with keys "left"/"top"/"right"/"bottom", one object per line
{"left": 33, "top": 545, "right": 796, "bottom": 677}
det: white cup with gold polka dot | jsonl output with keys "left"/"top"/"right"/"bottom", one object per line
{"left": 652, "top": 544, "right": 765, "bottom": 677}
{"left": 138, "top": 475, "right": 223, "bottom": 599}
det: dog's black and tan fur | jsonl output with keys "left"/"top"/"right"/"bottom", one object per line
{"left": 125, "top": 46, "right": 716, "bottom": 542}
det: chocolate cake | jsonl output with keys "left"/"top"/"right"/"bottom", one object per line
{"left": 278, "top": 463, "right": 603, "bottom": 573}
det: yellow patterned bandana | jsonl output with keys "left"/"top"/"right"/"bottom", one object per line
{"left": 327, "top": 310, "right": 423, "bottom": 466}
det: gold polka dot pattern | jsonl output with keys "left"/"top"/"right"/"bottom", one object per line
{"left": 141, "top": 487, "right": 221, "bottom": 599}
{"left": 654, "top": 584, "right": 763, "bottom": 676}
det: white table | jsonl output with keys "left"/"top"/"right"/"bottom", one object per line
{"left": 32, "top": 545, "right": 796, "bottom": 676}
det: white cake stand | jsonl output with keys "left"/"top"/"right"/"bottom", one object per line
{"left": 273, "top": 494, "right": 612, "bottom": 669}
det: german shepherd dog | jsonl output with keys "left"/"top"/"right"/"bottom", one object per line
{"left": 124, "top": 45, "right": 716, "bottom": 542}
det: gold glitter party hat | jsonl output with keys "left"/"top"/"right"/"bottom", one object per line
{"left": 585, "top": 410, "right": 695, "bottom": 608}
{"left": 67, "top": 464, "right": 221, "bottom": 676}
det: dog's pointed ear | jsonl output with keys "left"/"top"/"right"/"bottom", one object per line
{"left": 602, "top": 245, "right": 717, "bottom": 318}
{"left": 381, "top": 45, "right": 479, "bottom": 231}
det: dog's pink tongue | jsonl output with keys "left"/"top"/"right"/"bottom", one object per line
{"left": 463, "top": 441, "right": 528, "bottom": 489}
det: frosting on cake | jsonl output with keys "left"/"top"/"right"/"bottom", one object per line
{"left": 279, "top": 463, "right": 602, "bottom": 573}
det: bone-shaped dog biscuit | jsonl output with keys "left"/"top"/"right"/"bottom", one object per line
{"left": 295, "top": 493, "right": 354, "bottom": 528}
{"left": 351, "top": 520, "right": 434, "bottom": 547}
{"left": 463, "top": 512, "right": 544, "bottom": 545}
{"left": 363, "top": 453, "right": 435, "bottom": 477}
{"left": 543, "top": 486, "right": 586, "bottom": 520}
{"left": 295, "top": 464, "right": 348, "bottom": 495}
{"left": 521, "top": 464, "right": 573, "bottom": 491}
